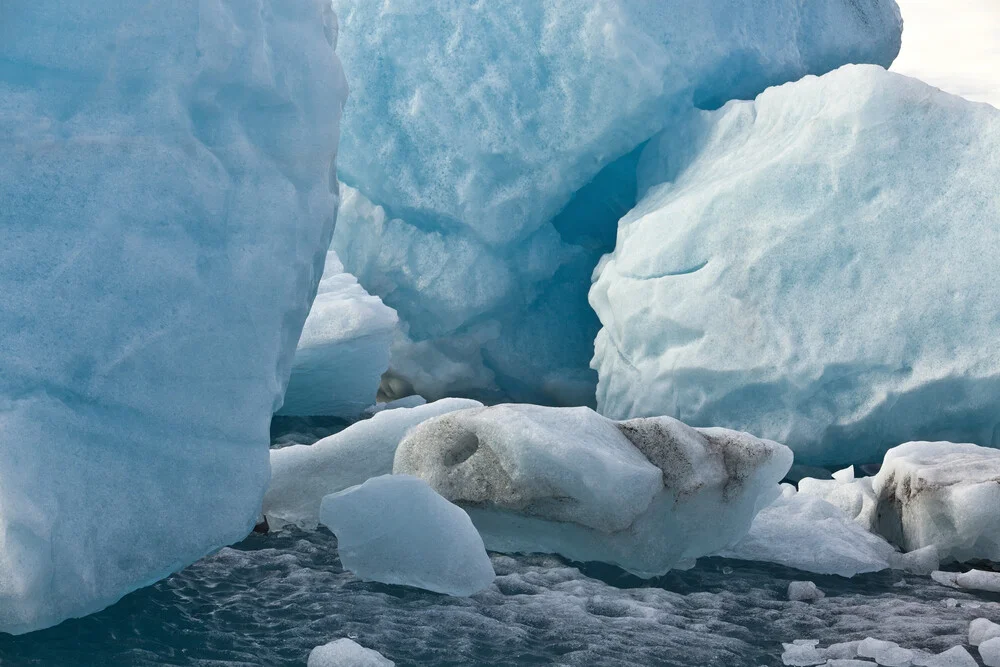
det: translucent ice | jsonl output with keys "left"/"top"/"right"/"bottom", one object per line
{"left": 592, "top": 65, "right": 1000, "bottom": 465}
{"left": 279, "top": 252, "right": 398, "bottom": 419}
{"left": 394, "top": 404, "right": 791, "bottom": 577}
{"left": 319, "top": 475, "right": 495, "bottom": 597}
{"left": 788, "top": 581, "right": 825, "bottom": 603}
{"left": 330, "top": 0, "right": 902, "bottom": 404}
{"left": 308, "top": 639, "right": 394, "bottom": 667}
{"left": 0, "top": 0, "right": 346, "bottom": 634}
{"left": 265, "top": 399, "right": 482, "bottom": 529}
{"left": 983, "top": 638, "right": 1000, "bottom": 667}
{"left": 970, "top": 619, "right": 1000, "bottom": 648}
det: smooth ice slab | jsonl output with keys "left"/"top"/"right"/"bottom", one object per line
{"left": 319, "top": 475, "right": 495, "bottom": 596}
{"left": 592, "top": 65, "right": 1000, "bottom": 465}
{"left": 279, "top": 252, "right": 398, "bottom": 419}
{"left": 264, "top": 399, "right": 482, "bottom": 529}
{"left": 0, "top": 0, "right": 346, "bottom": 634}
{"left": 331, "top": 0, "right": 902, "bottom": 405}
{"left": 394, "top": 404, "right": 791, "bottom": 576}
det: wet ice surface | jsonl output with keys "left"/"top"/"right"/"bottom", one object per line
{"left": 1, "top": 528, "right": 998, "bottom": 667}
{"left": 2, "top": 419, "right": 997, "bottom": 666}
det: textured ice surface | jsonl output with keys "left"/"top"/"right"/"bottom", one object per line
{"left": 788, "top": 581, "right": 825, "bottom": 603}
{"left": 3, "top": 525, "right": 998, "bottom": 667}
{"left": 319, "top": 475, "right": 495, "bottom": 597}
{"left": 799, "top": 475, "right": 879, "bottom": 529}
{"left": 933, "top": 571, "right": 1000, "bottom": 595}
{"left": 971, "top": 618, "right": 1000, "bottom": 647}
{"left": 872, "top": 442, "right": 1000, "bottom": 562}
{"left": 720, "top": 485, "right": 897, "bottom": 577}
{"left": 308, "top": 639, "right": 394, "bottom": 667}
{"left": 330, "top": 1, "right": 902, "bottom": 405}
{"left": 394, "top": 404, "right": 791, "bottom": 576}
{"left": 279, "top": 252, "right": 398, "bottom": 418}
{"left": 983, "top": 638, "right": 1000, "bottom": 667}
{"left": 592, "top": 65, "right": 1000, "bottom": 465}
{"left": 265, "top": 399, "right": 481, "bottom": 529}
{"left": 0, "top": 0, "right": 345, "bottom": 634}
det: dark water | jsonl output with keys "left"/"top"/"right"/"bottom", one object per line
{"left": 2, "top": 417, "right": 997, "bottom": 666}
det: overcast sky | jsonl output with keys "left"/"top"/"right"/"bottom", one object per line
{"left": 891, "top": 0, "right": 1000, "bottom": 108}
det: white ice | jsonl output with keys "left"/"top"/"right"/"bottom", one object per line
{"left": 0, "top": 0, "right": 346, "bottom": 634}
{"left": 308, "top": 639, "right": 394, "bottom": 667}
{"left": 971, "top": 619, "right": 1000, "bottom": 648}
{"left": 319, "top": 475, "right": 495, "bottom": 597}
{"left": 264, "top": 398, "right": 481, "bottom": 529}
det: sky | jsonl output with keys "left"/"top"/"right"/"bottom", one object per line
{"left": 891, "top": 0, "right": 1000, "bottom": 108}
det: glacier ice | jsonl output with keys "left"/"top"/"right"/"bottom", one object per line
{"left": 308, "top": 639, "right": 394, "bottom": 667}
{"left": 971, "top": 619, "right": 1000, "bottom": 648}
{"left": 719, "top": 484, "right": 896, "bottom": 577}
{"left": 0, "top": 0, "right": 346, "bottom": 634}
{"left": 278, "top": 251, "right": 397, "bottom": 419}
{"left": 393, "top": 404, "right": 791, "bottom": 577}
{"left": 330, "top": 0, "right": 903, "bottom": 405}
{"left": 591, "top": 65, "right": 1000, "bottom": 465}
{"left": 985, "top": 639, "right": 1000, "bottom": 667}
{"left": 933, "top": 570, "right": 1000, "bottom": 595}
{"left": 319, "top": 475, "right": 495, "bottom": 597}
{"left": 787, "top": 581, "right": 825, "bottom": 603}
{"left": 264, "top": 399, "right": 481, "bottom": 529}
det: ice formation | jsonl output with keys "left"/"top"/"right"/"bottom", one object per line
{"left": 264, "top": 399, "right": 481, "bottom": 529}
{"left": 0, "top": 0, "right": 345, "bottom": 635}
{"left": 719, "top": 485, "right": 897, "bottom": 577}
{"left": 788, "top": 581, "right": 825, "bottom": 603}
{"left": 591, "top": 65, "right": 1000, "bottom": 465}
{"left": 781, "top": 640, "right": 980, "bottom": 667}
{"left": 932, "top": 570, "right": 1000, "bottom": 595}
{"left": 279, "top": 252, "right": 397, "bottom": 418}
{"left": 308, "top": 639, "right": 394, "bottom": 667}
{"left": 984, "top": 640, "right": 1000, "bottom": 667}
{"left": 394, "top": 404, "right": 791, "bottom": 577}
{"left": 971, "top": 619, "right": 1000, "bottom": 648}
{"left": 319, "top": 475, "right": 495, "bottom": 596}
{"left": 329, "top": 0, "right": 903, "bottom": 405}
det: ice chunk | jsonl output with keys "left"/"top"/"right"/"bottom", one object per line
{"left": 833, "top": 466, "right": 857, "bottom": 483}
{"left": 799, "top": 476, "right": 878, "bottom": 532}
{"left": 857, "top": 638, "right": 913, "bottom": 666}
{"left": 912, "top": 646, "right": 977, "bottom": 667}
{"left": 330, "top": 1, "right": 902, "bottom": 405}
{"left": 0, "top": 0, "right": 346, "bottom": 634}
{"left": 888, "top": 546, "right": 940, "bottom": 576}
{"left": 931, "top": 570, "right": 1000, "bottom": 594}
{"left": 308, "top": 639, "right": 394, "bottom": 667}
{"left": 264, "top": 399, "right": 481, "bottom": 529}
{"left": 319, "top": 475, "right": 495, "bottom": 597}
{"left": 872, "top": 442, "right": 1000, "bottom": 562}
{"left": 279, "top": 252, "right": 398, "bottom": 418}
{"left": 788, "top": 581, "right": 826, "bottom": 602}
{"left": 781, "top": 640, "right": 826, "bottom": 666}
{"left": 591, "top": 65, "right": 1000, "bottom": 465}
{"left": 719, "top": 485, "right": 896, "bottom": 577}
{"left": 981, "top": 638, "right": 1000, "bottom": 667}
{"left": 971, "top": 619, "right": 1000, "bottom": 647}
{"left": 394, "top": 404, "right": 791, "bottom": 577}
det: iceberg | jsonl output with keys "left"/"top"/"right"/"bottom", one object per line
{"left": 264, "top": 398, "right": 482, "bottom": 529}
{"left": 319, "top": 475, "right": 495, "bottom": 597}
{"left": 591, "top": 65, "right": 1000, "bottom": 465}
{"left": 330, "top": 0, "right": 903, "bottom": 405}
{"left": 279, "top": 251, "right": 398, "bottom": 419}
{"left": 393, "top": 404, "right": 791, "bottom": 577}
{"left": 0, "top": 0, "right": 346, "bottom": 634}
{"left": 308, "top": 639, "right": 394, "bottom": 667}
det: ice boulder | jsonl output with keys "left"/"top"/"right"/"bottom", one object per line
{"left": 330, "top": 0, "right": 903, "bottom": 405}
{"left": 278, "top": 251, "right": 398, "bottom": 418}
{"left": 719, "top": 484, "right": 897, "bottom": 577}
{"left": 0, "top": 1, "right": 346, "bottom": 634}
{"left": 265, "top": 399, "right": 481, "bottom": 529}
{"left": 308, "top": 639, "right": 394, "bottom": 667}
{"left": 319, "top": 475, "right": 495, "bottom": 596}
{"left": 592, "top": 65, "right": 1000, "bottom": 465}
{"left": 394, "top": 404, "right": 792, "bottom": 577}
{"left": 871, "top": 442, "right": 1000, "bottom": 562}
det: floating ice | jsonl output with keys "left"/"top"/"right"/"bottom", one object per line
{"left": 319, "top": 475, "right": 495, "bottom": 597}
{"left": 932, "top": 570, "right": 1000, "bottom": 595}
{"left": 330, "top": 0, "right": 902, "bottom": 405}
{"left": 788, "top": 581, "right": 825, "bottom": 603}
{"left": 799, "top": 476, "right": 878, "bottom": 532}
{"left": 981, "top": 638, "right": 1000, "bottom": 667}
{"left": 720, "top": 485, "right": 896, "bottom": 577}
{"left": 0, "top": 0, "right": 345, "bottom": 634}
{"left": 913, "top": 646, "right": 978, "bottom": 667}
{"left": 394, "top": 404, "right": 791, "bottom": 577}
{"left": 971, "top": 619, "right": 1000, "bottom": 648}
{"left": 279, "top": 252, "right": 398, "bottom": 419}
{"left": 308, "top": 639, "right": 394, "bottom": 667}
{"left": 872, "top": 442, "right": 1000, "bottom": 562}
{"left": 591, "top": 65, "right": 1000, "bottom": 465}
{"left": 264, "top": 398, "right": 481, "bottom": 529}
{"left": 857, "top": 638, "right": 914, "bottom": 666}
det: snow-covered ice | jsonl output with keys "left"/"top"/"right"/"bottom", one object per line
{"left": 329, "top": 0, "right": 902, "bottom": 405}
{"left": 394, "top": 404, "right": 792, "bottom": 576}
{"left": 264, "top": 398, "right": 481, "bottom": 529}
{"left": 719, "top": 484, "right": 896, "bottom": 577}
{"left": 319, "top": 475, "right": 495, "bottom": 597}
{"left": 591, "top": 65, "right": 1000, "bottom": 465}
{"left": 308, "top": 639, "right": 394, "bottom": 667}
{"left": 0, "top": 0, "right": 346, "bottom": 634}
{"left": 279, "top": 252, "right": 398, "bottom": 419}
